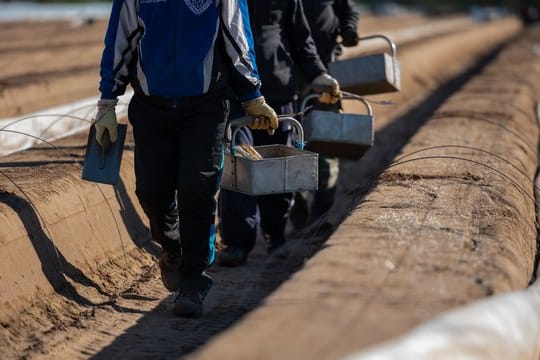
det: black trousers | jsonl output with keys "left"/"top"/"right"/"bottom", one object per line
{"left": 128, "top": 92, "right": 228, "bottom": 277}
{"left": 218, "top": 101, "right": 294, "bottom": 253}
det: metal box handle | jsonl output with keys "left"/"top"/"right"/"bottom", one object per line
{"left": 299, "top": 93, "right": 373, "bottom": 116}
{"left": 357, "top": 34, "right": 397, "bottom": 58}
{"left": 226, "top": 116, "right": 305, "bottom": 150}
{"left": 357, "top": 34, "right": 399, "bottom": 86}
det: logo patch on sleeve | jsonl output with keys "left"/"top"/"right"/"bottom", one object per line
{"left": 184, "top": 0, "right": 212, "bottom": 15}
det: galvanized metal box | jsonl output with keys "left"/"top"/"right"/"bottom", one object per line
{"left": 221, "top": 145, "right": 318, "bottom": 195}
{"left": 303, "top": 111, "right": 373, "bottom": 159}
{"left": 329, "top": 35, "right": 401, "bottom": 95}
{"left": 300, "top": 94, "right": 374, "bottom": 159}
{"left": 220, "top": 117, "right": 318, "bottom": 196}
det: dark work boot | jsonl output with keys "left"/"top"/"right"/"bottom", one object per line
{"left": 159, "top": 251, "right": 182, "bottom": 291}
{"left": 173, "top": 272, "right": 213, "bottom": 318}
{"left": 217, "top": 247, "right": 248, "bottom": 267}
{"left": 264, "top": 234, "right": 290, "bottom": 259}
{"left": 268, "top": 242, "right": 290, "bottom": 258}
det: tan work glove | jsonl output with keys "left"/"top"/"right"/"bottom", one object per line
{"left": 312, "top": 73, "right": 341, "bottom": 104}
{"left": 242, "top": 96, "right": 279, "bottom": 135}
{"left": 93, "top": 99, "right": 118, "bottom": 147}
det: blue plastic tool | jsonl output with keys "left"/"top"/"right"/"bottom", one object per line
{"left": 81, "top": 124, "right": 127, "bottom": 185}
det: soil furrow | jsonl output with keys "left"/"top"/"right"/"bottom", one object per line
{"left": 0, "top": 16, "right": 529, "bottom": 360}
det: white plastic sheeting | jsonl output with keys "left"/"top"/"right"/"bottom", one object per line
{"left": 0, "top": 3, "right": 111, "bottom": 23}
{"left": 0, "top": 91, "right": 132, "bottom": 157}
{"left": 345, "top": 280, "right": 540, "bottom": 360}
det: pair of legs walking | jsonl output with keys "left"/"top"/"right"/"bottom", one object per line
{"left": 128, "top": 92, "right": 228, "bottom": 317}
{"left": 289, "top": 155, "right": 339, "bottom": 234}
{"left": 289, "top": 97, "right": 341, "bottom": 235}
{"left": 217, "top": 102, "right": 295, "bottom": 266}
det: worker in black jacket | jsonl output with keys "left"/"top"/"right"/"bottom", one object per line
{"left": 217, "top": 0, "right": 341, "bottom": 266}
{"left": 302, "top": 0, "right": 359, "bottom": 64}
{"left": 290, "top": 0, "right": 359, "bottom": 233}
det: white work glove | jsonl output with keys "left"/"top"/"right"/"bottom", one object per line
{"left": 93, "top": 99, "right": 118, "bottom": 147}
{"left": 242, "top": 96, "right": 279, "bottom": 135}
{"left": 312, "top": 73, "right": 341, "bottom": 104}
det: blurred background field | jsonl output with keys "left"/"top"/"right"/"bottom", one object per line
{"left": 0, "top": 0, "right": 539, "bottom": 24}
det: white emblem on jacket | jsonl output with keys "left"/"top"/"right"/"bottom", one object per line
{"left": 184, "top": 0, "right": 212, "bottom": 15}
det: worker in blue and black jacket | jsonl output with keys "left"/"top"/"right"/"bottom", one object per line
{"left": 217, "top": 0, "right": 341, "bottom": 267}
{"left": 92, "top": 0, "right": 278, "bottom": 318}
{"left": 290, "top": 0, "right": 359, "bottom": 233}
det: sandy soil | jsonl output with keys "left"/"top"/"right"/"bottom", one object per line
{"left": 0, "top": 20, "right": 107, "bottom": 118}
{"left": 0, "top": 15, "right": 537, "bottom": 360}
{"left": 192, "top": 19, "right": 539, "bottom": 360}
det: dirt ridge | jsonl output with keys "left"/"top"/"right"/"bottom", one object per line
{"left": 191, "top": 20, "right": 539, "bottom": 360}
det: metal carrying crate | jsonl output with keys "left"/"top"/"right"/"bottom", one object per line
{"left": 300, "top": 92, "right": 374, "bottom": 159}
{"left": 329, "top": 34, "right": 401, "bottom": 95}
{"left": 220, "top": 116, "right": 318, "bottom": 195}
